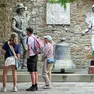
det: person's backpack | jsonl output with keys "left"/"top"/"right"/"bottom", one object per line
{"left": 32, "top": 36, "right": 43, "bottom": 54}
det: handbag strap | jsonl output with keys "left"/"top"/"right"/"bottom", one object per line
{"left": 30, "top": 36, "right": 38, "bottom": 53}
{"left": 32, "top": 36, "right": 40, "bottom": 48}
{"left": 31, "top": 45, "right": 35, "bottom": 52}
{"left": 8, "top": 42, "right": 17, "bottom": 58}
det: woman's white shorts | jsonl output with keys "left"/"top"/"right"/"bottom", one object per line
{"left": 4, "top": 56, "right": 15, "bottom": 66}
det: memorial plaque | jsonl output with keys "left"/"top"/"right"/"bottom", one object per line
{"left": 46, "top": 3, "right": 70, "bottom": 24}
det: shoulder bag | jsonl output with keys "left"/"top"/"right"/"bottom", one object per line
{"left": 47, "top": 58, "right": 55, "bottom": 64}
{"left": 8, "top": 43, "right": 19, "bottom": 70}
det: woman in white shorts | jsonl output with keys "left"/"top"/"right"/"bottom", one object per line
{"left": 1, "top": 33, "right": 21, "bottom": 92}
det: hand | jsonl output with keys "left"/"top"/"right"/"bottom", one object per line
{"left": 81, "top": 29, "right": 88, "bottom": 36}
{"left": 84, "top": 29, "right": 89, "bottom": 33}
{"left": 81, "top": 32, "right": 85, "bottom": 36}
{"left": 41, "top": 55, "right": 46, "bottom": 62}
{"left": 41, "top": 57, "right": 44, "bottom": 62}
{"left": 22, "top": 32, "right": 26, "bottom": 36}
{"left": 15, "top": 56, "right": 17, "bottom": 59}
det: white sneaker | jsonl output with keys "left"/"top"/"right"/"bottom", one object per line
{"left": 1, "top": 87, "right": 7, "bottom": 92}
{"left": 43, "top": 85, "right": 51, "bottom": 89}
{"left": 13, "top": 87, "right": 17, "bottom": 92}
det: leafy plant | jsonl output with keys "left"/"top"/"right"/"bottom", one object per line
{"left": 49, "top": 0, "right": 75, "bottom": 8}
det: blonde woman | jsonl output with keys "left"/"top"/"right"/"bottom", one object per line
{"left": 1, "top": 33, "right": 21, "bottom": 92}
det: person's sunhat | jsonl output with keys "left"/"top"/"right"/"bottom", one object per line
{"left": 44, "top": 35, "right": 52, "bottom": 41}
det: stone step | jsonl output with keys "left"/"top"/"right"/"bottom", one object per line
{"left": 0, "top": 71, "right": 94, "bottom": 82}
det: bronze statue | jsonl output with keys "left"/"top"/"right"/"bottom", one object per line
{"left": 82, "top": 5, "right": 94, "bottom": 59}
{"left": 12, "top": 3, "right": 31, "bottom": 68}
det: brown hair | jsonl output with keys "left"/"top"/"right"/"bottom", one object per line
{"left": 9, "top": 32, "right": 18, "bottom": 41}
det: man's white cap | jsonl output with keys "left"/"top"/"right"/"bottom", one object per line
{"left": 92, "top": 5, "right": 94, "bottom": 8}
{"left": 44, "top": 35, "right": 52, "bottom": 41}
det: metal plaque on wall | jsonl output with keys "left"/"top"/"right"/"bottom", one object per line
{"left": 46, "top": 3, "right": 70, "bottom": 25}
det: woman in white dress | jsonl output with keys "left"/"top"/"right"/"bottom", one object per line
{"left": 1, "top": 33, "right": 21, "bottom": 92}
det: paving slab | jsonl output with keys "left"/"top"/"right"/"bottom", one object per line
{"left": 0, "top": 82, "right": 94, "bottom": 94}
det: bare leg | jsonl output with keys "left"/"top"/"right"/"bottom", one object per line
{"left": 30, "top": 72, "right": 35, "bottom": 85}
{"left": 26, "top": 72, "right": 36, "bottom": 91}
{"left": 35, "top": 72, "right": 38, "bottom": 84}
{"left": 2, "top": 66, "right": 9, "bottom": 87}
{"left": 11, "top": 65, "right": 17, "bottom": 87}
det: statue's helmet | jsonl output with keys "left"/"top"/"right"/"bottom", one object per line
{"left": 16, "top": 3, "right": 25, "bottom": 11}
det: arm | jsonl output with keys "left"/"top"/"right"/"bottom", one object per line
{"left": 1, "top": 49, "right": 6, "bottom": 55}
{"left": 82, "top": 17, "right": 92, "bottom": 35}
{"left": 28, "top": 44, "right": 31, "bottom": 57}
{"left": 2, "top": 42, "right": 7, "bottom": 55}
{"left": 27, "top": 37, "right": 32, "bottom": 57}
{"left": 43, "top": 45, "right": 50, "bottom": 58}
{"left": 16, "top": 44, "right": 21, "bottom": 61}
{"left": 41, "top": 46, "right": 50, "bottom": 61}
{"left": 12, "top": 18, "right": 23, "bottom": 34}
{"left": 85, "top": 18, "right": 92, "bottom": 34}
{"left": 84, "top": 28, "right": 90, "bottom": 34}
{"left": 16, "top": 54, "right": 20, "bottom": 61}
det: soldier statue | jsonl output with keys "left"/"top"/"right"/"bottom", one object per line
{"left": 82, "top": 5, "right": 94, "bottom": 59}
{"left": 12, "top": 3, "right": 31, "bottom": 68}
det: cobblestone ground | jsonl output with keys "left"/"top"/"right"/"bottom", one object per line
{"left": 0, "top": 82, "right": 94, "bottom": 94}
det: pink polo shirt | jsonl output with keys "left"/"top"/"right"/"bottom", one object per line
{"left": 44, "top": 42, "right": 54, "bottom": 58}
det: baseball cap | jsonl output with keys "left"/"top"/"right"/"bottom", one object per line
{"left": 44, "top": 35, "right": 52, "bottom": 41}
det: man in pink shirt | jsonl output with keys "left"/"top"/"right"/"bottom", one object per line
{"left": 26, "top": 27, "right": 38, "bottom": 91}
{"left": 42, "top": 35, "right": 54, "bottom": 89}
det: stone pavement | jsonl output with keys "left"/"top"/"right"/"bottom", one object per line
{"left": 0, "top": 82, "right": 94, "bottom": 94}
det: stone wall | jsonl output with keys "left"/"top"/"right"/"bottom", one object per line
{"left": 0, "top": 0, "right": 94, "bottom": 68}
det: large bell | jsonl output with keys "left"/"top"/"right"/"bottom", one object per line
{"left": 53, "top": 38, "right": 76, "bottom": 72}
